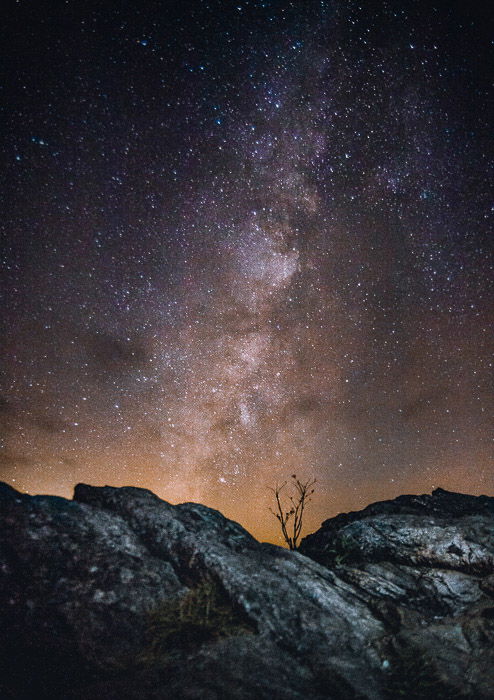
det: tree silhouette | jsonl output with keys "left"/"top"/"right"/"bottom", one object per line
{"left": 269, "top": 475, "right": 316, "bottom": 550}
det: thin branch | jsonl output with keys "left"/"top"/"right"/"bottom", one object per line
{"left": 268, "top": 476, "right": 316, "bottom": 550}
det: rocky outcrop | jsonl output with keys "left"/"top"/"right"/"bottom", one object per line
{"left": 299, "top": 488, "right": 494, "bottom": 698}
{"left": 0, "top": 482, "right": 493, "bottom": 699}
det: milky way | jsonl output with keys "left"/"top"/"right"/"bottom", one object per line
{"left": 1, "top": 1, "right": 492, "bottom": 541}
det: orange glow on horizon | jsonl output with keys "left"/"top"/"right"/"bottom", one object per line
{"left": 4, "top": 448, "right": 492, "bottom": 545}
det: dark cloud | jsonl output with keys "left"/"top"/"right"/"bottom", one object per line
{"left": 0, "top": 451, "right": 35, "bottom": 468}
{"left": 87, "top": 331, "right": 150, "bottom": 375}
{"left": 0, "top": 397, "right": 74, "bottom": 436}
{"left": 60, "top": 457, "right": 79, "bottom": 467}
{"left": 0, "top": 396, "right": 18, "bottom": 433}
{"left": 0, "top": 395, "right": 12, "bottom": 414}
{"left": 31, "top": 413, "right": 72, "bottom": 435}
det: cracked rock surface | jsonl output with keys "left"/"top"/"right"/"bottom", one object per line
{"left": 299, "top": 487, "right": 494, "bottom": 698}
{"left": 1, "top": 483, "right": 493, "bottom": 699}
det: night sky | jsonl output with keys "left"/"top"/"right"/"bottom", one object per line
{"left": 1, "top": 0, "right": 493, "bottom": 543}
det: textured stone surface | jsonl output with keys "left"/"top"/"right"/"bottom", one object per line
{"left": 300, "top": 488, "right": 494, "bottom": 698}
{"left": 1, "top": 482, "right": 493, "bottom": 699}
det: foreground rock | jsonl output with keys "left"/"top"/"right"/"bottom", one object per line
{"left": 299, "top": 488, "right": 494, "bottom": 698}
{"left": 0, "top": 483, "right": 492, "bottom": 699}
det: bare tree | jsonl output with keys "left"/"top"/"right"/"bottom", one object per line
{"left": 269, "top": 475, "right": 316, "bottom": 550}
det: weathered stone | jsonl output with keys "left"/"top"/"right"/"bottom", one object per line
{"left": 300, "top": 487, "right": 494, "bottom": 698}
{"left": 1, "top": 482, "right": 493, "bottom": 699}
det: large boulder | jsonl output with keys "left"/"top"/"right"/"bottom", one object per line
{"left": 299, "top": 488, "right": 494, "bottom": 698}
{"left": 0, "top": 482, "right": 492, "bottom": 699}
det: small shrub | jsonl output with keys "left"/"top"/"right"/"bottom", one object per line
{"left": 269, "top": 475, "right": 316, "bottom": 550}
{"left": 139, "top": 579, "right": 254, "bottom": 665}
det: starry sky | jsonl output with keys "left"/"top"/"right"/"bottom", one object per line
{"left": 1, "top": 0, "right": 493, "bottom": 543}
